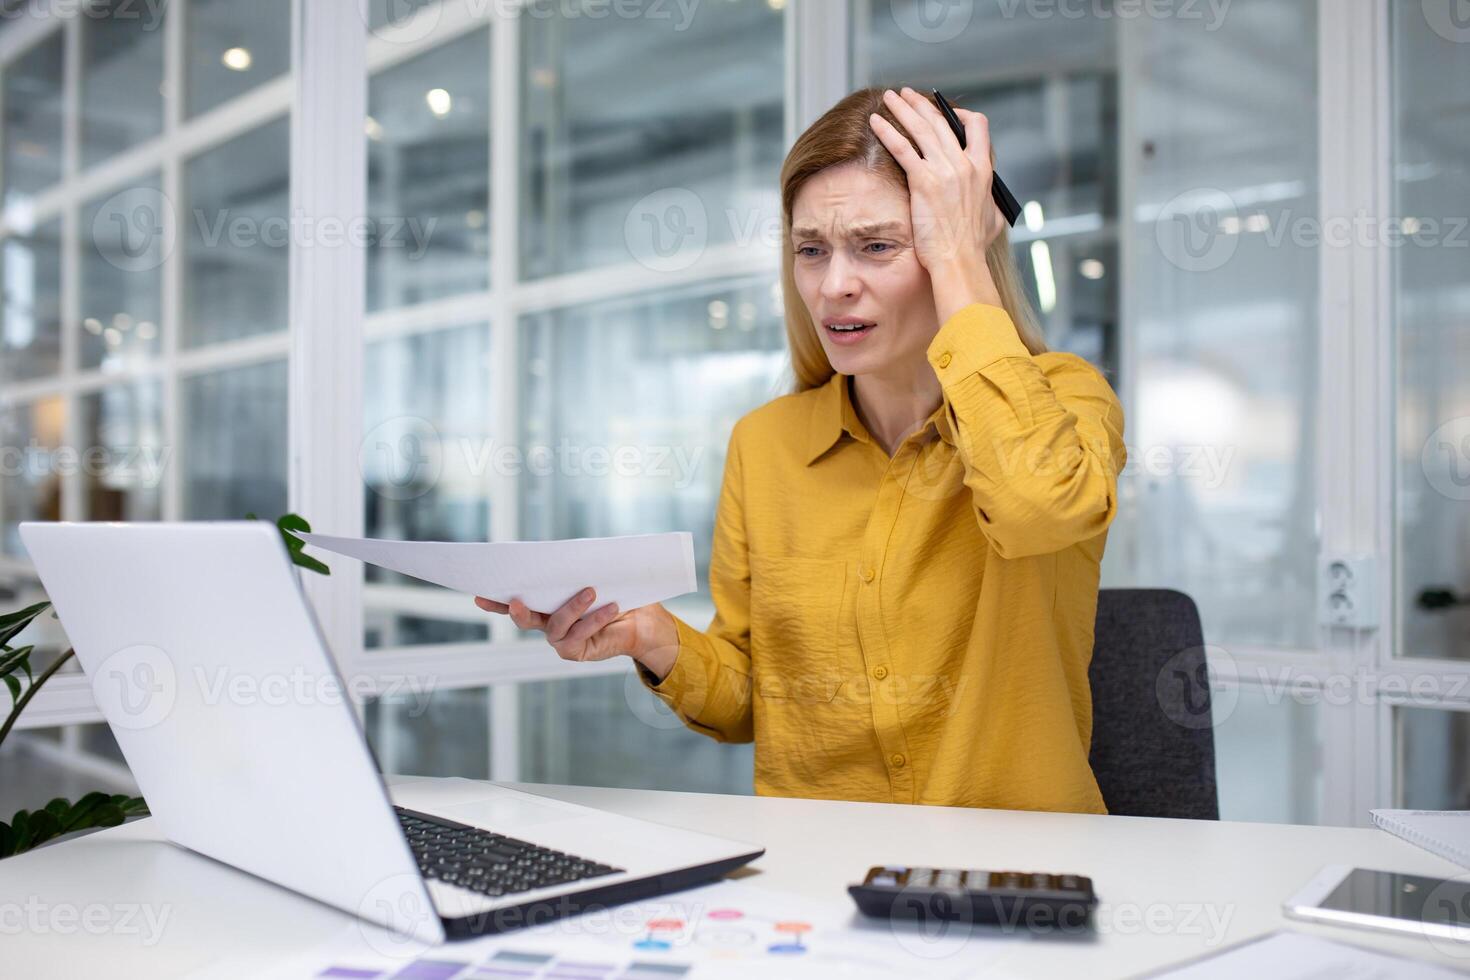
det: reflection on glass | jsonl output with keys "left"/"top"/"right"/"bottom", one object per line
{"left": 2, "top": 31, "right": 64, "bottom": 207}
{"left": 519, "top": 2, "right": 784, "bottom": 277}
{"left": 520, "top": 674, "right": 754, "bottom": 794}
{"left": 856, "top": 4, "right": 1118, "bottom": 372}
{"left": 185, "top": 0, "right": 290, "bottom": 118}
{"left": 180, "top": 360, "right": 288, "bottom": 519}
{"left": 518, "top": 278, "right": 786, "bottom": 626}
{"left": 1, "top": 219, "right": 62, "bottom": 383}
{"left": 1397, "top": 706, "right": 1470, "bottom": 810}
{"left": 363, "top": 323, "right": 492, "bottom": 649}
{"left": 183, "top": 118, "right": 290, "bottom": 347}
{"left": 80, "top": 382, "right": 165, "bottom": 521}
{"left": 1213, "top": 681, "right": 1321, "bottom": 824}
{"left": 857, "top": 0, "right": 1117, "bottom": 83}
{"left": 1392, "top": 1, "right": 1470, "bottom": 663}
{"left": 0, "top": 397, "right": 63, "bottom": 557}
{"left": 367, "top": 28, "right": 490, "bottom": 313}
{"left": 80, "top": 175, "right": 166, "bottom": 370}
{"left": 80, "top": 0, "right": 167, "bottom": 168}
{"left": 1112, "top": 2, "right": 1320, "bottom": 650}
{"left": 366, "top": 0, "right": 437, "bottom": 33}
{"left": 365, "top": 686, "right": 490, "bottom": 778}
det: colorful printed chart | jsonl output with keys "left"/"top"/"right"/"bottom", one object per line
{"left": 293, "top": 880, "right": 1021, "bottom": 979}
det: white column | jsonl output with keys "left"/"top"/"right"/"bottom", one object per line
{"left": 288, "top": 0, "right": 367, "bottom": 677}
{"left": 791, "top": 0, "right": 851, "bottom": 142}
{"left": 1317, "top": 0, "right": 1392, "bottom": 827}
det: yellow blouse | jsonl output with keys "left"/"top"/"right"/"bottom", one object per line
{"left": 640, "top": 303, "right": 1127, "bottom": 814}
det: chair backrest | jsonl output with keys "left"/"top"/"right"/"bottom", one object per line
{"left": 1088, "top": 588, "right": 1219, "bottom": 820}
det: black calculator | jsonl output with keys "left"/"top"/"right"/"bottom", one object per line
{"left": 849, "top": 866, "right": 1097, "bottom": 929}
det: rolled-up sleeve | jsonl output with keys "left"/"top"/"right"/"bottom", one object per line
{"left": 925, "top": 303, "right": 1127, "bottom": 560}
{"left": 636, "top": 422, "right": 754, "bottom": 742}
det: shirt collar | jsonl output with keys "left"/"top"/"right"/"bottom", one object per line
{"left": 804, "top": 373, "right": 950, "bottom": 466}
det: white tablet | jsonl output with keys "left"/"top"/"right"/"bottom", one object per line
{"left": 1283, "top": 864, "right": 1470, "bottom": 944}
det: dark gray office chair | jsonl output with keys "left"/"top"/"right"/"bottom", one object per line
{"left": 1088, "top": 589, "right": 1219, "bottom": 820}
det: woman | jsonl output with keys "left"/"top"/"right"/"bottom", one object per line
{"left": 475, "top": 87, "right": 1126, "bottom": 814}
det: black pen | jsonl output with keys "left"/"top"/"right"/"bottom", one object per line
{"left": 933, "top": 88, "right": 1022, "bottom": 228}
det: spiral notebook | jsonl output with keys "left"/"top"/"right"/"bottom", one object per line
{"left": 1370, "top": 809, "right": 1470, "bottom": 869}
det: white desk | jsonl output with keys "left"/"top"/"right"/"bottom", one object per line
{"left": 4, "top": 777, "right": 1467, "bottom": 979}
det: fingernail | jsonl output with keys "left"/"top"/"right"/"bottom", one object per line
{"left": 607, "top": 604, "right": 620, "bottom": 617}
{"left": 582, "top": 587, "right": 594, "bottom": 601}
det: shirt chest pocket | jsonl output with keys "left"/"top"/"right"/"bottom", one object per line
{"left": 749, "top": 556, "right": 848, "bottom": 703}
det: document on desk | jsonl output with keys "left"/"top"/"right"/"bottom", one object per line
{"left": 263, "top": 878, "right": 1024, "bottom": 980}
{"left": 1142, "top": 930, "right": 1464, "bottom": 979}
{"left": 296, "top": 531, "right": 697, "bottom": 613}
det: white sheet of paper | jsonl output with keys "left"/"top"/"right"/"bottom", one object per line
{"left": 297, "top": 531, "right": 696, "bottom": 613}
{"left": 257, "top": 878, "right": 1023, "bottom": 980}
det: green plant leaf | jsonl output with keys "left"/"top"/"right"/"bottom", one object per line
{"left": 58, "top": 791, "right": 110, "bottom": 832}
{"left": 246, "top": 512, "right": 330, "bottom": 576}
{"left": 0, "top": 600, "right": 50, "bottom": 648}
{"left": 0, "top": 793, "right": 150, "bottom": 857}
{"left": 292, "top": 553, "right": 331, "bottom": 576}
{"left": 23, "top": 810, "right": 61, "bottom": 849}
{"left": 87, "top": 803, "right": 126, "bottom": 830}
{"left": 0, "top": 645, "right": 33, "bottom": 684}
{"left": 2, "top": 673, "right": 18, "bottom": 707}
{"left": 9, "top": 810, "right": 30, "bottom": 852}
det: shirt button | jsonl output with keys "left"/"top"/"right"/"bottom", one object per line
{"left": 937, "top": 352, "right": 953, "bottom": 368}
{"left": 872, "top": 665, "right": 888, "bottom": 680}
{"left": 890, "top": 753, "right": 906, "bottom": 768}
{"left": 861, "top": 567, "right": 875, "bottom": 584}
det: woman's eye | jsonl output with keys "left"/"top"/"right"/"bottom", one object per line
{"left": 795, "top": 246, "right": 823, "bottom": 258}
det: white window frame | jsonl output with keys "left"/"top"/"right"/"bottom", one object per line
{"left": 0, "top": 0, "right": 794, "bottom": 780}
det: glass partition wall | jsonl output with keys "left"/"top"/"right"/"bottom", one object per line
{"left": 2, "top": 0, "right": 1462, "bottom": 825}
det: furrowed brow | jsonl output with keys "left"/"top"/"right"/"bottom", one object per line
{"left": 792, "top": 220, "right": 906, "bottom": 240}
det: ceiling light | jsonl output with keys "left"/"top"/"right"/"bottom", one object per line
{"left": 426, "top": 88, "right": 452, "bottom": 117}
{"left": 222, "top": 47, "right": 252, "bottom": 72}
{"left": 1023, "top": 200, "right": 1045, "bottom": 233}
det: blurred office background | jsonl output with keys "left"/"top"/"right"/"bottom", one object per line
{"left": 0, "top": 0, "right": 1466, "bottom": 826}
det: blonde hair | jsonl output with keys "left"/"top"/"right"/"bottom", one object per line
{"left": 779, "top": 87, "right": 1047, "bottom": 393}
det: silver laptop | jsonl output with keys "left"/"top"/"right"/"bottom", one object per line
{"left": 19, "top": 521, "right": 762, "bottom": 944}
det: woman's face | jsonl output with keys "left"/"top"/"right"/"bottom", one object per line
{"left": 790, "top": 161, "right": 941, "bottom": 379}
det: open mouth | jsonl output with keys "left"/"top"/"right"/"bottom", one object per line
{"left": 825, "top": 322, "right": 876, "bottom": 339}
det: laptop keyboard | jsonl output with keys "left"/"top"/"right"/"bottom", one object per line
{"left": 395, "top": 806, "right": 623, "bottom": 898}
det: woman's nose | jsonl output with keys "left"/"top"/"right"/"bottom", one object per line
{"left": 820, "top": 254, "right": 860, "bottom": 299}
